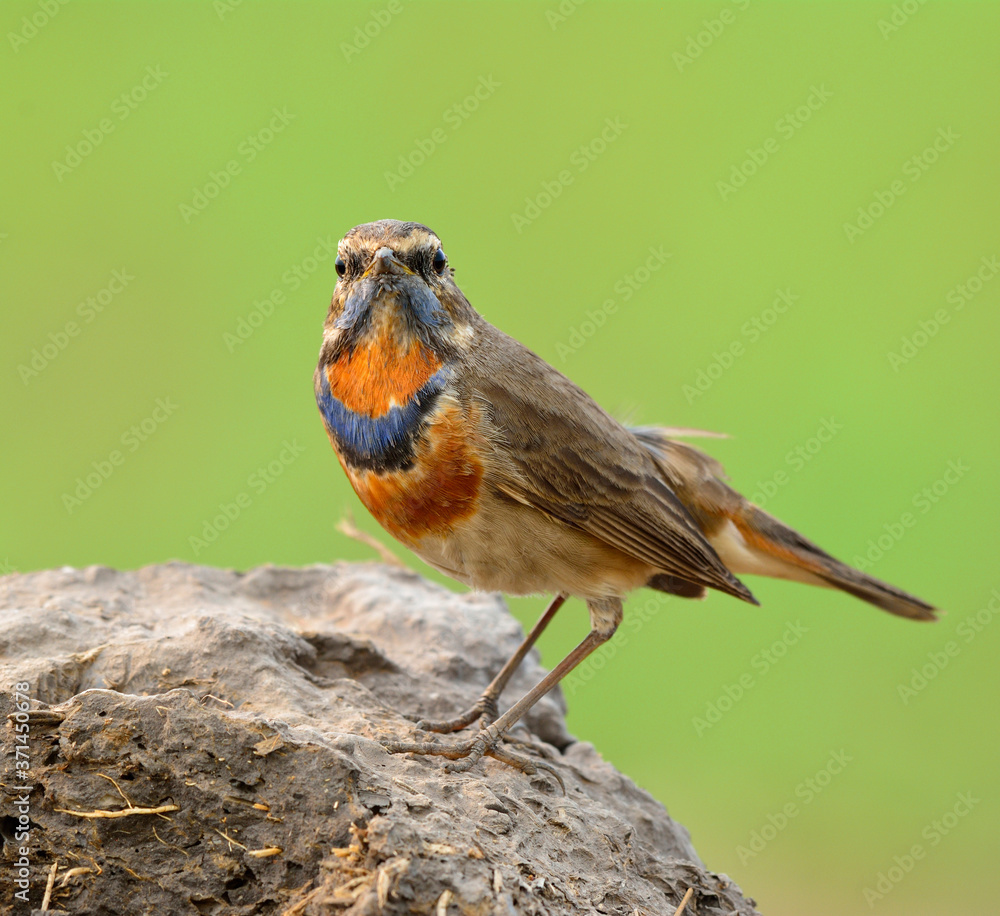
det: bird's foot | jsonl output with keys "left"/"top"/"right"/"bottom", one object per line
{"left": 384, "top": 726, "right": 565, "bottom": 792}
{"left": 407, "top": 693, "right": 500, "bottom": 734}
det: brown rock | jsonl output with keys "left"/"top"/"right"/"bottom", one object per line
{"left": 0, "top": 562, "right": 759, "bottom": 915}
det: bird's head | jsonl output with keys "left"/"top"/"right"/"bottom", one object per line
{"left": 320, "top": 220, "right": 477, "bottom": 360}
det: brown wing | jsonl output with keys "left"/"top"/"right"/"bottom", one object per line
{"left": 628, "top": 426, "right": 741, "bottom": 534}
{"left": 465, "top": 326, "right": 757, "bottom": 605}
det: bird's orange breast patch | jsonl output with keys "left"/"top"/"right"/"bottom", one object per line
{"left": 326, "top": 336, "right": 442, "bottom": 418}
{"left": 344, "top": 401, "right": 482, "bottom": 546}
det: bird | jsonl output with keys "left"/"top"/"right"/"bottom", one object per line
{"left": 314, "top": 219, "right": 937, "bottom": 777}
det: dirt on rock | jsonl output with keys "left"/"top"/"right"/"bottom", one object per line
{"left": 0, "top": 562, "right": 760, "bottom": 915}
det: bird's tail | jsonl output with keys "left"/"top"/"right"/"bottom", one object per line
{"left": 631, "top": 427, "right": 938, "bottom": 621}
{"left": 709, "top": 503, "right": 938, "bottom": 621}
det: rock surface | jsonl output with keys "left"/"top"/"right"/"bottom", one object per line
{"left": 0, "top": 562, "right": 760, "bottom": 915}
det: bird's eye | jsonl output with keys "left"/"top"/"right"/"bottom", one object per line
{"left": 335, "top": 256, "right": 346, "bottom": 278}
{"left": 432, "top": 248, "right": 447, "bottom": 274}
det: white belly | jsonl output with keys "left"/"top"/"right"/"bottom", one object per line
{"left": 410, "top": 491, "right": 653, "bottom": 601}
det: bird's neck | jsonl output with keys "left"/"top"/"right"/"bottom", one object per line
{"left": 315, "top": 327, "right": 451, "bottom": 472}
{"left": 326, "top": 333, "right": 444, "bottom": 417}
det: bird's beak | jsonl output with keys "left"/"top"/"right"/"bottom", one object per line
{"left": 364, "top": 246, "right": 413, "bottom": 279}
{"left": 335, "top": 246, "right": 433, "bottom": 332}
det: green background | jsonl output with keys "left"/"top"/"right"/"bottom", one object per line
{"left": 3, "top": 2, "right": 998, "bottom": 913}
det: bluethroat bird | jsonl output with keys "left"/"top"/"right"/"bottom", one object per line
{"left": 314, "top": 220, "right": 936, "bottom": 778}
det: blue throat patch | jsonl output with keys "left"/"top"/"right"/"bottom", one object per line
{"left": 336, "top": 280, "right": 450, "bottom": 334}
{"left": 316, "top": 366, "right": 449, "bottom": 471}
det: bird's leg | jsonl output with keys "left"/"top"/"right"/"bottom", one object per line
{"left": 386, "top": 598, "right": 621, "bottom": 777}
{"left": 413, "top": 593, "right": 566, "bottom": 733}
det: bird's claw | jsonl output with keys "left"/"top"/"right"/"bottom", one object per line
{"left": 410, "top": 693, "right": 500, "bottom": 734}
{"left": 384, "top": 726, "right": 565, "bottom": 793}
{"left": 382, "top": 729, "right": 490, "bottom": 767}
